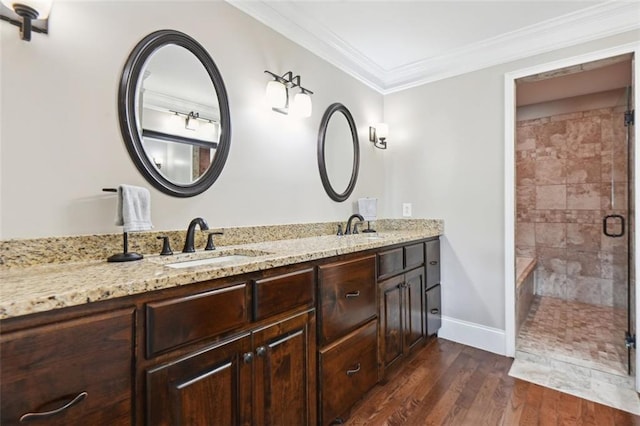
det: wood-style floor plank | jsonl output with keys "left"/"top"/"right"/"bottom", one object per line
{"left": 344, "top": 339, "right": 640, "bottom": 426}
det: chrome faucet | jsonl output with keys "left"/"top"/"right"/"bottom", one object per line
{"left": 182, "top": 217, "right": 209, "bottom": 253}
{"left": 345, "top": 214, "right": 364, "bottom": 235}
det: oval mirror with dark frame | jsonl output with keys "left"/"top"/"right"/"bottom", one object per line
{"left": 318, "top": 103, "right": 360, "bottom": 202}
{"left": 119, "top": 29, "right": 231, "bottom": 197}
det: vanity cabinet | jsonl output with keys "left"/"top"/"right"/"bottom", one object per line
{"left": 317, "top": 255, "right": 378, "bottom": 425}
{"left": 378, "top": 242, "right": 426, "bottom": 377}
{"left": 0, "top": 308, "right": 134, "bottom": 426}
{"left": 145, "top": 267, "right": 316, "bottom": 425}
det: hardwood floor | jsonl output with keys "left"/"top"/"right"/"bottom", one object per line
{"left": 344, "top": 338, "right": 640, "bottom": 425}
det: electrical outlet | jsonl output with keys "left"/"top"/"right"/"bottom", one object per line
{"left": 402, "top": 203, "right": 412, "bottom": 217}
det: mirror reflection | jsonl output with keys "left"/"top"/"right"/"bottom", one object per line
{"left": 137, "top": 44, "right": 220, "bottom": 185}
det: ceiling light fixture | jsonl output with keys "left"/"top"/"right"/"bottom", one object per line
{"left": 0, "top": 0, "right": 52, "bottom": 41}
{"left": 264, "top": 70, "right": 313, "bottom": 118}
{"left": 369, "top": 123, "right": 388, "bottom": 150}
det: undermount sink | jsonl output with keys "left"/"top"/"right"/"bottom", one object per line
{"left": 153, "top": 249, "right": 272, "bottom": 269}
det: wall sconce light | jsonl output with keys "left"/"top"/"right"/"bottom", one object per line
{"left": 0, "top": 0, "right": 52, "bottom": 41}
{"left": 264, "top": 70, "right": 313, "bottom": 118}
{"left": 185, "top": 111, "right": 200, "bottom": 131}
{"left": 369, "top": 123, "right": 389, "bottom": 149}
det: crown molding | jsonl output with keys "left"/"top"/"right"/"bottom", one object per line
{"left": 227, "top": 1, "right": 640, "bottom": 94}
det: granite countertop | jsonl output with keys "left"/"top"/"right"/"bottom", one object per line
{"left": 0, "top": 229, "right": 440, "bottom": 320}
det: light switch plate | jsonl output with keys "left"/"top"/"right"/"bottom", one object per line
{"left": 402, "top": 203, "right": 412, "bottom": 217}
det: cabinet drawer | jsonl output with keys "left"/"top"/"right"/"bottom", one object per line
{"left": 146, "top": 282, "right": 249, "bottom": 357}
{"left": 319, "top": 255, "right": 376, "bottom": 345}
{"left": 319, "top": 320, "right": 378, "bottom": 425}
{"left": 404, "top": 243, "right": 425, "bottom": 270}
{"left": 426, "top": 239, "right": 441, "bottom": 288}
{"left": 254, "top": 268, "right": 314, "bottom": 321}
{"left": 426, "top": 284, "right": 442, "bottom": 336}
{"left": 1, "top": 308, "right": 134, "bottom": 426}
{"left": 378, "top": 247, "right": 403, "bottom": 280}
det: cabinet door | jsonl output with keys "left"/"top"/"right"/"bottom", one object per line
{"left": 253, "top": 310, "right": 316, "bottom": 426}
{"left": 379, "top": 275, "right": 404, "bottom": 369}
{"left": 404, "top": 268, "right": 425, "bottom": 351}
{"left": 426, "top": 239, "right": 441, "bottom": 289}
{"left": 426, "top": 284, "right": 442, "bottom": 336}
{"left": 146, "top": 333, "right": 252, "bottom": 426}
{"left": 1, "top": 308, "right": 134, "bottom": 426}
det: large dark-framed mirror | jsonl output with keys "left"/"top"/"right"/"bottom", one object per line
{"left": 317, "top": 103, "right": 360, "bottom": 202}
{"left": 118, "top": 29, "right": 231, "bottom": 197}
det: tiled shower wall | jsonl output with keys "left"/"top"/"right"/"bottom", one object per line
{"left": 515, "top": 105, "right": 628, "bottom": 308}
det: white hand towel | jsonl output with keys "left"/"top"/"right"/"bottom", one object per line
{"left": 358, "top": 197, "right": 378, "bottom": 221}
{"left": 115, "top": 184, "right": 153, "bottom": 232}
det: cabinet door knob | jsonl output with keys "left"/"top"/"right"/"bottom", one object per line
{"left": 20, "top": 391, "right": 88, "bottom": 423}
{"left": 430, "top": 308, "right": 440, "bottom": 314}
{"left": 345, "top": 291, "right": 360, "bottom": 298}
{"left": 256, "top": 346, "right": 267, "bottom": 357}
{"left": 429, "top": 260, "right": 438, "bottom": 265}
{"left": 243, "top": 352, "right": 254, "bottom": 364}
{"left": 346, "top": 363, "right": 361, "bottom": 376}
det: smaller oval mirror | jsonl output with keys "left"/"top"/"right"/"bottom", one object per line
{"left": 317, "top": 103, "right": 360, "bottom": 202}
{"left": 119, "top": 30, "right": 231, "bottom": 197}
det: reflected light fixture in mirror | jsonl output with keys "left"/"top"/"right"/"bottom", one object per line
{"left": 264, "top": 70, "right": 313, "bottom": 118}
{"left": 369, "top": 123, "right": 389, "bottom": 150}
{"left": 0, "top": 0, "right": 51, "bottom": 41}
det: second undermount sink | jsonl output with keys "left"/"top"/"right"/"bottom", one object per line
{"left": 155, "top": 249, "right": 272, "bottom": 269}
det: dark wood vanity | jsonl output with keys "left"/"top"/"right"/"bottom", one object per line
{"left": 0, "top": 237, "right": 440, "bottom": 425}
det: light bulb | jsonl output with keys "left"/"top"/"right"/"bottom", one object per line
{"left": 376, "top": 123, "right": 388, "bottom": 139}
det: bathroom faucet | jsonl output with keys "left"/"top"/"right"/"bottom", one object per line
{"left": 182, "top": 217, "right": 210, "bottom": 253}
{"left": 345, "top": 214, "right": 364, "bottom": 235}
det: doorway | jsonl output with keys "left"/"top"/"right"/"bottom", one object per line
{"left": 504, "top": 44, "right": 640, "bottom": 413}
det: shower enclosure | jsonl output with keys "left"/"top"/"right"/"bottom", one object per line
{"left": 514, "top": 55, "right": 635, "bottom": 379}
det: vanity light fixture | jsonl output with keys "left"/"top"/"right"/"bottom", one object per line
{"left": 264, "top": 70, "right": 313, "bottom": 118}
{"left": 0, "top": 0, "right": 52, "bottom": 41}
{"left": 369, "top": 123, "right": 389, "bottom": 150}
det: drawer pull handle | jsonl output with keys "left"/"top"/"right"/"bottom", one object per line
{"left": 429, "top": 260, "right": 438, "bottom": 265}
{"left": 430, "top": 308, "right": 440, "bottom": 314}
{"left": 345, "top": 291, "right": 360, "bottom": 298}
{"left": 346, "top": 363, "right": 361, "bottom": 376}
{"left": 20, "top": 391, "right": 88, "bottom": 423}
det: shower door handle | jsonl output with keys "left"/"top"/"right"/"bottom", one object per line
{"left": 603, "top": 214, "right": 625, "bottom": 238}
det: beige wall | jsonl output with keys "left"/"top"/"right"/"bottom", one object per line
{"left": 0, "top": 1, "right": 385, "bottom": 239}
{"left": 383, "top": 30, "right": 639, "bottom": 331}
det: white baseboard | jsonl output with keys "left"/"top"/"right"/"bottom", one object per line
{"left": 437, "top": 316, "right": 507, "bottom": 356}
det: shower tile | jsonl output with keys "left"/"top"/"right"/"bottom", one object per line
{"left": 601, "top": 151, "right": 628, "bottom": 183}
{"left": 536, "top": 247, "right": 567, "bottom": 274}
{"left": 536, "top": 121, "right": 567, "bottom": 160}
{"left": 516, "top": 222, "right": 535, "bottom": 247}
{"left": 566, "top": 118, "right": 602, "bottom": 159}
{"left": 516, "top": 246, "right": 536, "bottom": 257}
{"left": 566, "top": 275, "right": 609, "bottom": 305}
{"left": 566, "top": 157, "right": 601, "bottom": 184}
{"left": 516, "top": 125, "right": 537, "bottom": 151}
{"left": 566, "top": 250, "right": 600, "bottom": 277}
{"left": 567, "top": 183, "right": 601, "bottom": 209}
{"left": 551, "top": 112, "right": 583, "bottom": 122}
{"left": 535, "top": 158, "right": 565, "bottom": 185}
{"left": 566, "top": 223, "right": 601, "bottom": 251}
{"left": 516, "top": 186, "right": 536, "bottom": 210}
{"left": 535, "top": 223, "right": 566, "bottom": 248}
{"left": 536, "top": 185, "right": 566, "bottom": 209}
{"left": 565, "top": 209, "right": 601, "bottom": 224}
{"left": 516, "top": 155, "right": 536, "bottom": 186}
{"left": 535, "top": 269, "right": 566, "bottom": 298}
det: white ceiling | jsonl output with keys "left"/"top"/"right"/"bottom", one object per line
{"left": 227, "top": 1, "right": 640, "bottom": 94}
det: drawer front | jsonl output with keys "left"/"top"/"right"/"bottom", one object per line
{"left": 146, "top": 282, "right": 249, "bottom": 357}
{"left": 404, "top": 243, "right": 425, "bottom": 270}
{"left": 378, "top": 247, "right": 403, "bottom": 280}
{"left": 1, "top": 308, "right": 134, "bottom": 426}
{"left": 254, "top": 268, "right": 315, "bottom": 321}
{"left": 426, "top": 284, "right": 442, "bottom": 336}
{"left": 426, "top": 239, "right": 441, "bottom": 288}
{"left": 319, "top": 255, "right": 376, "bottom": 345}
{"left": 319, "top": 320, "right": 378, "bottom": 425}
